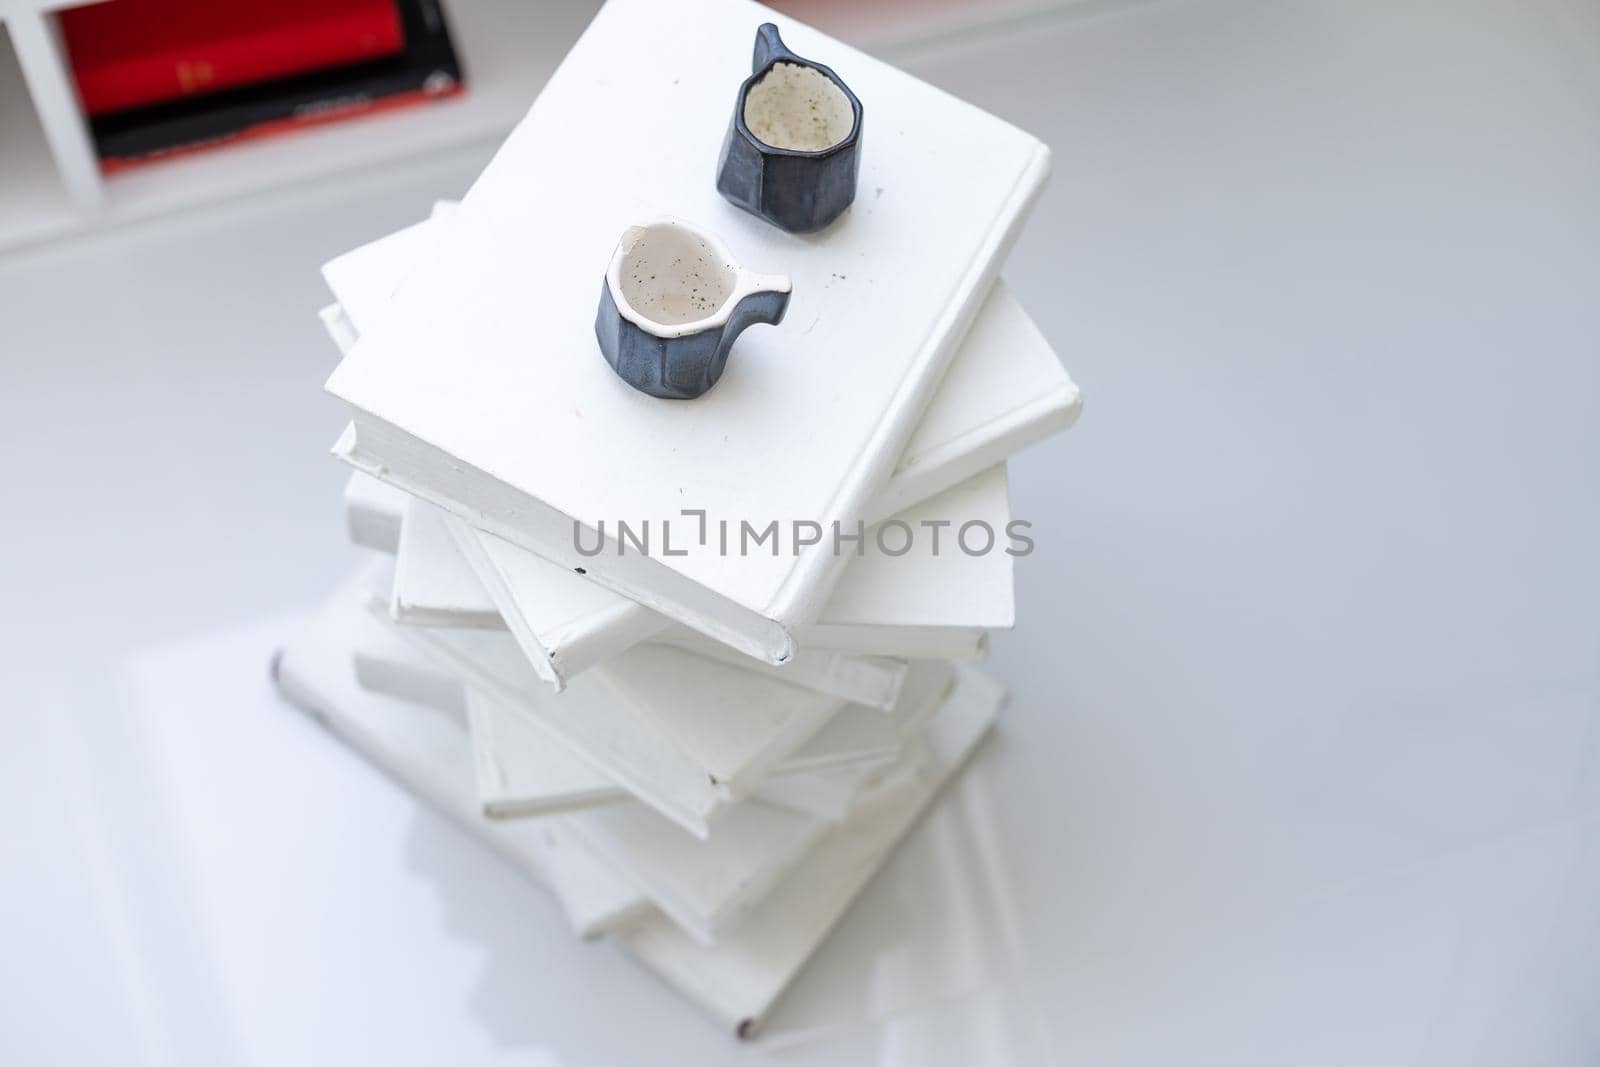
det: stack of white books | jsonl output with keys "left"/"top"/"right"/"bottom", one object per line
{"left": 277, "top": 0, "right": 1079, "bottom": 1038}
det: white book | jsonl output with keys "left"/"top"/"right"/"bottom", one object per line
{"left": 320, "top": 209, "right": 1079, "bottom": 532}
{"left": 352, "top": 609, "right": 934, "bottom": 823}
{"left": 436, "top": 498, "right": 914, "bottom": 709}
{"left": 467, "top": 680, "right": 860, "bottom": 945}
{"left": 367, "top": 463, "right": 1013, "bottom": 680}
{"left": 325, "top": 204, "right": 1075, "bottom": 678}
{"left": 297, "top": 568, "right": 842, "bottom": 948}
{"left": 476, "top": 657, "right": 949, "bottom": 823}
{"left": 621, "top": 665, "right": 1003, "bottom": 1037}
{"left": 367, "top": 481, "right": 994, "bottom": 672}
{"left": 306, "top": 570, "right": 973, "bottom": 948}
{"left": 741, "top": 761, "right": 876, "bottom": 825}
{"left": 350, "top": 594, "right": 469, "bottom": 717}
{"left": 390, "top": 599, "right": 954, "bottom": 838}
{"left": 569, "top": 794, "right": 829, "bottom": 947}
{"left": 470, "top": 683, "right": 905, "bottom": 826}
{"left": 353, "top": 631, "right": 629, "bottom": 818}
{"left": 281, "top": 571, "right": 881, "bottom": 948}
{"left": 341, "top": 470, "right": 410, "bottom": 554}
{"left": 277, "top": 569, "right": 1003, "bottom": 1030}
{"left": 273, "top": 564, "right": 648, "bottom": 939}
{"left": 480, "top": 650, "right": 947, "bottom": 805}
{"left": 440, "top": 467, "right": 1014, "bottom": 685}
{"left": 868, "top": 288, "right": 1080, "bottom": 523}
{"left": 465, "top": 688, "right": 622, "bottom": 817}
{"left": 343, "top": 473, "right": 404, "bottom": 553}
{"left": 325, "top": 0, "right": 1052, "bottom": 664}
{"left": 396, "top": 618, "right": 830, "bottom": 838}
{"left": 390, "top": 497, "right": 501, "bottom": 628}
{"left": 320, "top": 200, "right": 459, "bottom": 337}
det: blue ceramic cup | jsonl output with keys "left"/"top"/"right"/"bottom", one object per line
{"left": 595, "top": 219, "right": 792, "bottom": 400}
{"left": 716, "top": 23, "right": 864, "bottom": 234}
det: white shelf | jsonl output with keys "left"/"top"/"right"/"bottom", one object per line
{"left": 0, "top": 22, "right": 79, "bottom": 245}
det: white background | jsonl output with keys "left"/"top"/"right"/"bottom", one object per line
{"left": 2, "top": 0, "right": 1598, "bottom": 1063}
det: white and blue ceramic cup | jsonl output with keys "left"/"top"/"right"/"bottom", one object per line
{"left": 595, "top": 219, "right": 792, "bottom": 400}
{"left": 716, "top": 23, "right": 863, "bottom": 234}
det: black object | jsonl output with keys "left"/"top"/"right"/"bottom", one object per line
{"left": 716, "top": 23, "right": 863, "bottom": 234}
{"left": 88, "top": 0, "right": 461, "bottom": 166}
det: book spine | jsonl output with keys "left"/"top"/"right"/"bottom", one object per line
{"left": 867, "top": 380, "right": 1081, "bottom": 526}
{"left": 72, "top": 5, "right": 406, "bottom": 116}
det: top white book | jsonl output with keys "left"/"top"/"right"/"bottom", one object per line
{"left": 325, "top": 0, "right": 1050, "bottom": 665}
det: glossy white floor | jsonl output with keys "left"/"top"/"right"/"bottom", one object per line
{"left": 4, "top": 1, "right": 1599, "bottom": 1063}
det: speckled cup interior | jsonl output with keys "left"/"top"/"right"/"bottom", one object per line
{"left": 743, "top": 62, "right": 854, "bottom": 153}
{"left": 617, "top": 224, "right": 737, "bottom": 327}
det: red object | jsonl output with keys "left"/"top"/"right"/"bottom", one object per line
{"left": 60, "top": 0, "right": 406, "bottom": 116}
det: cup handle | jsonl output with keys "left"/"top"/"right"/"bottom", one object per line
{"left": 742, "top": 271, "right": 793, "bottom": 298}
{"left": 752, "top": 23, "right": 796, "bottom": 73}
{"left": 732, "top": 285, "right": 792, "bottom": 330}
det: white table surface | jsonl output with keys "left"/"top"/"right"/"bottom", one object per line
{"left": 3, "top": 0, "right": 1598, "bottom": 1063}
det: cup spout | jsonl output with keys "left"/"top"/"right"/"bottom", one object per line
{"left": 752, "top": 23, "right": 795, "bottom": 72}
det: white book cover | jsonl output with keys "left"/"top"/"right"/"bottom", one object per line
{"left": 742, "top": 761, "right": 875, "bottom": 825}
{"left": 467, "top": 685, "right": 855, "bottom": 946}
{"left": 390, "top": 613, "right": 844, "bottom": 838}
{"left": 351, "top": 619, "right": 468, "bottom": 720}
{"left": 478, "top": 723, "right": 932, "bottom": 952}
{"left": 773, "top": 658, "right": 952, "bottom": 776}
{"left": 283, "top": 572, "right": 849, "bottom": 949}
{"left": 320, "top": 207, "right": 1079, "bottom": 530}
{"left": 275, "top": 568, "right": 1004, "bottom": 1031}
{"left": 390, "top": 496, "right": 501, "bottom": 628}
{"left": 465, "top": 689, "right": 620, "bottom": 817}
{"left": 621, "top": 665, "right": 1004, "bottom": 1037}
{"left": 273, "top": 564, "right": 648, "bottom": 939}
{"left": 325, "top": 205, "right": 1074, "bottom": 679}
{"left": 434, "top": 498, "right": 913, "bottom": 709}
{"left": 320, "top": 200, "right": 459, "bottom": 337}
{"left": 341, "top": 469, "right": 409, "bottom": 554}
{"left": 339, "top": 583, "right": 967, "bottom": 948}
{"left": 442, "top": 466, "right": 1016, "bottom": 684}
{"left": 470, "top": 683, "right": 906, "bottom": 826}
{"left": 345, "top": 473, "right": 990, "bottom": 662}
{"left": 370, "top": 464, "right": 1013, "bottom": 682}
{"left": 353, "top": 608, "right": 944, "bottom": 823}
{"left": 132, "top": 600, "right": 1019, "bottom": 1046}
{"left": 325, "top": 0, "right": 1051, "bottom": 664}
{"left": 395, "top": 608, "right": 960, "bottom": 838}
{"left": 388, "top": 496, "right": 505, "bottom": 623}
{"left": 343, "top": 476, "right": 398, "bottom": 552}
{"left": 569, "top": 795, "right": 829, "bottom": 947}
{"left": 472, "top": 659, "right": 953, "bottom": 828}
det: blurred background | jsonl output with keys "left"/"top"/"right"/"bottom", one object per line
{"left": 2, "top": 0, "right": 1598, "bottom": 1063}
